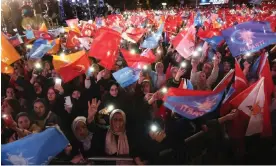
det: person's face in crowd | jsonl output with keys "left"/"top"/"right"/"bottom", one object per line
{"left": 34, "top": 82, "right": 42, "bottom": 94}
{"left": 6, "top": 88, "right": 15, "bottom": 99}
{"left": 47, "top": 88, "right": 56, "bottom": 102}
{"left": 51, "top": 70, "right": 57, "bottom": 78}
{"left": 72, "top": 90, "right": 81, "bottom": 100}
{"left": 17, "top": 116, "right": 31, "bottom": 130}
{"left": 41, "top": 68, "right": 48, "bottom": 77}
{"left": 175, "top": 53, "right": 182, "bottom": 63}
{"left": 44, "top": 62, "right": 51, "bottom": 71}
{"left": 202, "top": 63, "right": 212, "bottom": 76}
{"left": 34, "top": 102, "right": 46, "bottom": 117}
{"left": 111, "top": 112, "right": 125, "bottom": 133}
{"left": 223, "top": 62, "right": 231, "bottom": 73}
{"left": 171, "top": 67, "right": 178, "bottom": 78}
{"left": 110, "top": 85, "right": 118, "bottom": 97}
{"left": 155, "top": 63, "right": 164, "bottom": 74}
{"left": 142, "top": 82, "right": 151, "bottom": 94}
{"left": 75, "top": 121, "right": 89, "bottom": 140}
{"left": 1, "top": 100, "right": 13, "bottom": 115}
{"left": 199, "top": 72, "right": 207, "bottom": 82}
{"left": 14, "top": 66, "right": 24, "bottom": 76}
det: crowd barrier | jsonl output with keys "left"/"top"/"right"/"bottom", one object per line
{"left": 50, "top": 130, "right": 208, "bottom": 164}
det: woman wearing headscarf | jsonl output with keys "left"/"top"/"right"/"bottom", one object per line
{"left": 46, "top": 87, "right": 71, "bottom": 133}
{"left": 9, "top": 112, "right": 41, "bottom": 142}
{"left": 104, "top": 109, "right": 137, "bottom": 165}
{"left": 70, "top": 99, "right": 105, "bottom": 163}
{"left": 98, "top": 81, "right": 126, "bottom": 126}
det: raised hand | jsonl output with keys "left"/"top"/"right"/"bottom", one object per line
{"left": 87, "top": 98, "right": 101, "bottom": 123}
{"left": 175, "top": 68, "right": 186, "bottom": 81}
{"left": 96, "top": 70, "right": 104, "bottom": 82}
{"left": 144, "top": 93, "right": 154, "bottom": 101}
{"left": 226, "top": 109, "right": 239, "bottom": 121}
{"left": 243, "top": 61, "right": 251, "bottom": 69}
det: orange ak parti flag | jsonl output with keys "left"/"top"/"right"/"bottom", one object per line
{"left": 1, "top": 33, "right": 21, "bottom": 65}
{"left": 1, "top": 61, "right": 14, "bottom": 74}
{"left": 48, "top": 38, "right": 61, "bottom": 54}
{"left": 56, "top": 51, "right": 90, "bottom": 83}
{"left": 53, "top": 50, "right": 86, "bottom": 71}
{"left": 39, "top": 23, "right": 48, "bottom": 32}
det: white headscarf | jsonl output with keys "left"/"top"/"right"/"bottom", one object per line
{"left": 72, "top": 116, "right": 93, "bottom": 151}
{"left": 105, "top": 109, "right": 129, "bottom": 155}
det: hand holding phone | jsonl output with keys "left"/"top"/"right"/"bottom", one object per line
{"left": 2, "top": 114, "right": 16, "bottom": 128}
{"left": 64, "top": 96, "right": 72, "bottom": 108}
{"left": 55, "top": 78, "right": 62, "bottom": 87}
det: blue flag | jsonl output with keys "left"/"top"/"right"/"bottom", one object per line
{"left": 194, "top": 11, "right": 202, "bottom": 27}
{"left": 1, "top": 127, "right": 69, "bottom": 165}
{"left": 96, "top": 17, "right": 103, "bottom": 27}
{"left": 222, "top": 21, "right": 276, "bottom": 57}
{"left": 25, "top": 30, "right": 35, "bottom": 40}
{"left": 222, "top": 85, "right": 235, "bottom": 104}
{"left": 141, "top": 23, "right": 164, "bottom": 49}
{"left": 112, "top": 67, "right": 141, "bottom": 88}
{"left": 164, "top": 88, "right": 224, "bottom": 119}
{"left": 205, "top": 36, "right": 224, "bottom": 50}
{"left": 250, "top": 0, "right": 262, "bottom": 4}
{"left": 187, "top": 79, "right": 194, "bottom": 90}
{"left": 28, "top": 39, "right": 54, "bottom": 59}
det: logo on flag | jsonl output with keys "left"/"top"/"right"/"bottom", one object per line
{"left": 230, "top": 77, "right": 272, "bottom": 136}
{"left": 112, "top": 67, "right": 141, "bottom": 88}
{"left": 222, "top": 21, "right": 276, "bottom": 57}
{"left": 164, "top": 88, "right": 224, "bottom": 119}
{"left": 1, "top": 127, "right": 69, "bottom": 165}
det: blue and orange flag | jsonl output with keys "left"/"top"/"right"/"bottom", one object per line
{"left": 1, "top": 33, "right": 21, "bottom": 65}
{"left": 164, "top": 88, "right": 224, "bottom": 120}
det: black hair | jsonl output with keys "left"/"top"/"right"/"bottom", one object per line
{"left": 107, "top": 80, "right": 119, "bottom": 91}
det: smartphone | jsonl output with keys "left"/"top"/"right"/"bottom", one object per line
{"left": 64, "top": 96, "right": 72, "bottom": 107}
{"left": 180, "top": 61, "right": 187, "bottom": 69}
{"left": 150, "top": 124, "right": 159, "bottom": 132}
{"left": 2, "top": 114, "right": 14, "bottom": 126}
{"left": 55, "top": 78, "right": 62, "bottom": 86}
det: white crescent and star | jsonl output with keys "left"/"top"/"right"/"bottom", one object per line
{"left": 75, "top": 65, "right": 85, "bottom": 73}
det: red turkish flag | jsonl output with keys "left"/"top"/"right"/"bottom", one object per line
{"left": 57, "top": 52, "right": 90, "bottom": 83}
{"left": 89, "top": 27, "right": 121, "bottom": 69}
{"left": 121, "top": 48, "right": 155, "bottom": 69}
{"left": 197, "top": 28, "right": 222, "bottom": 39}
{"left": 66, "top": 30, "right": 81, "bottom": 48}
{"left": 33, "top": 30, "right": 53, "bottom": 40}
{"left": 81, "top": 23, "right": 97, "bottom": 37}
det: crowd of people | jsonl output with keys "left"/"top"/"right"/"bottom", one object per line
{"left": 1, "top": 1, "right": 276, "bottom": 165}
